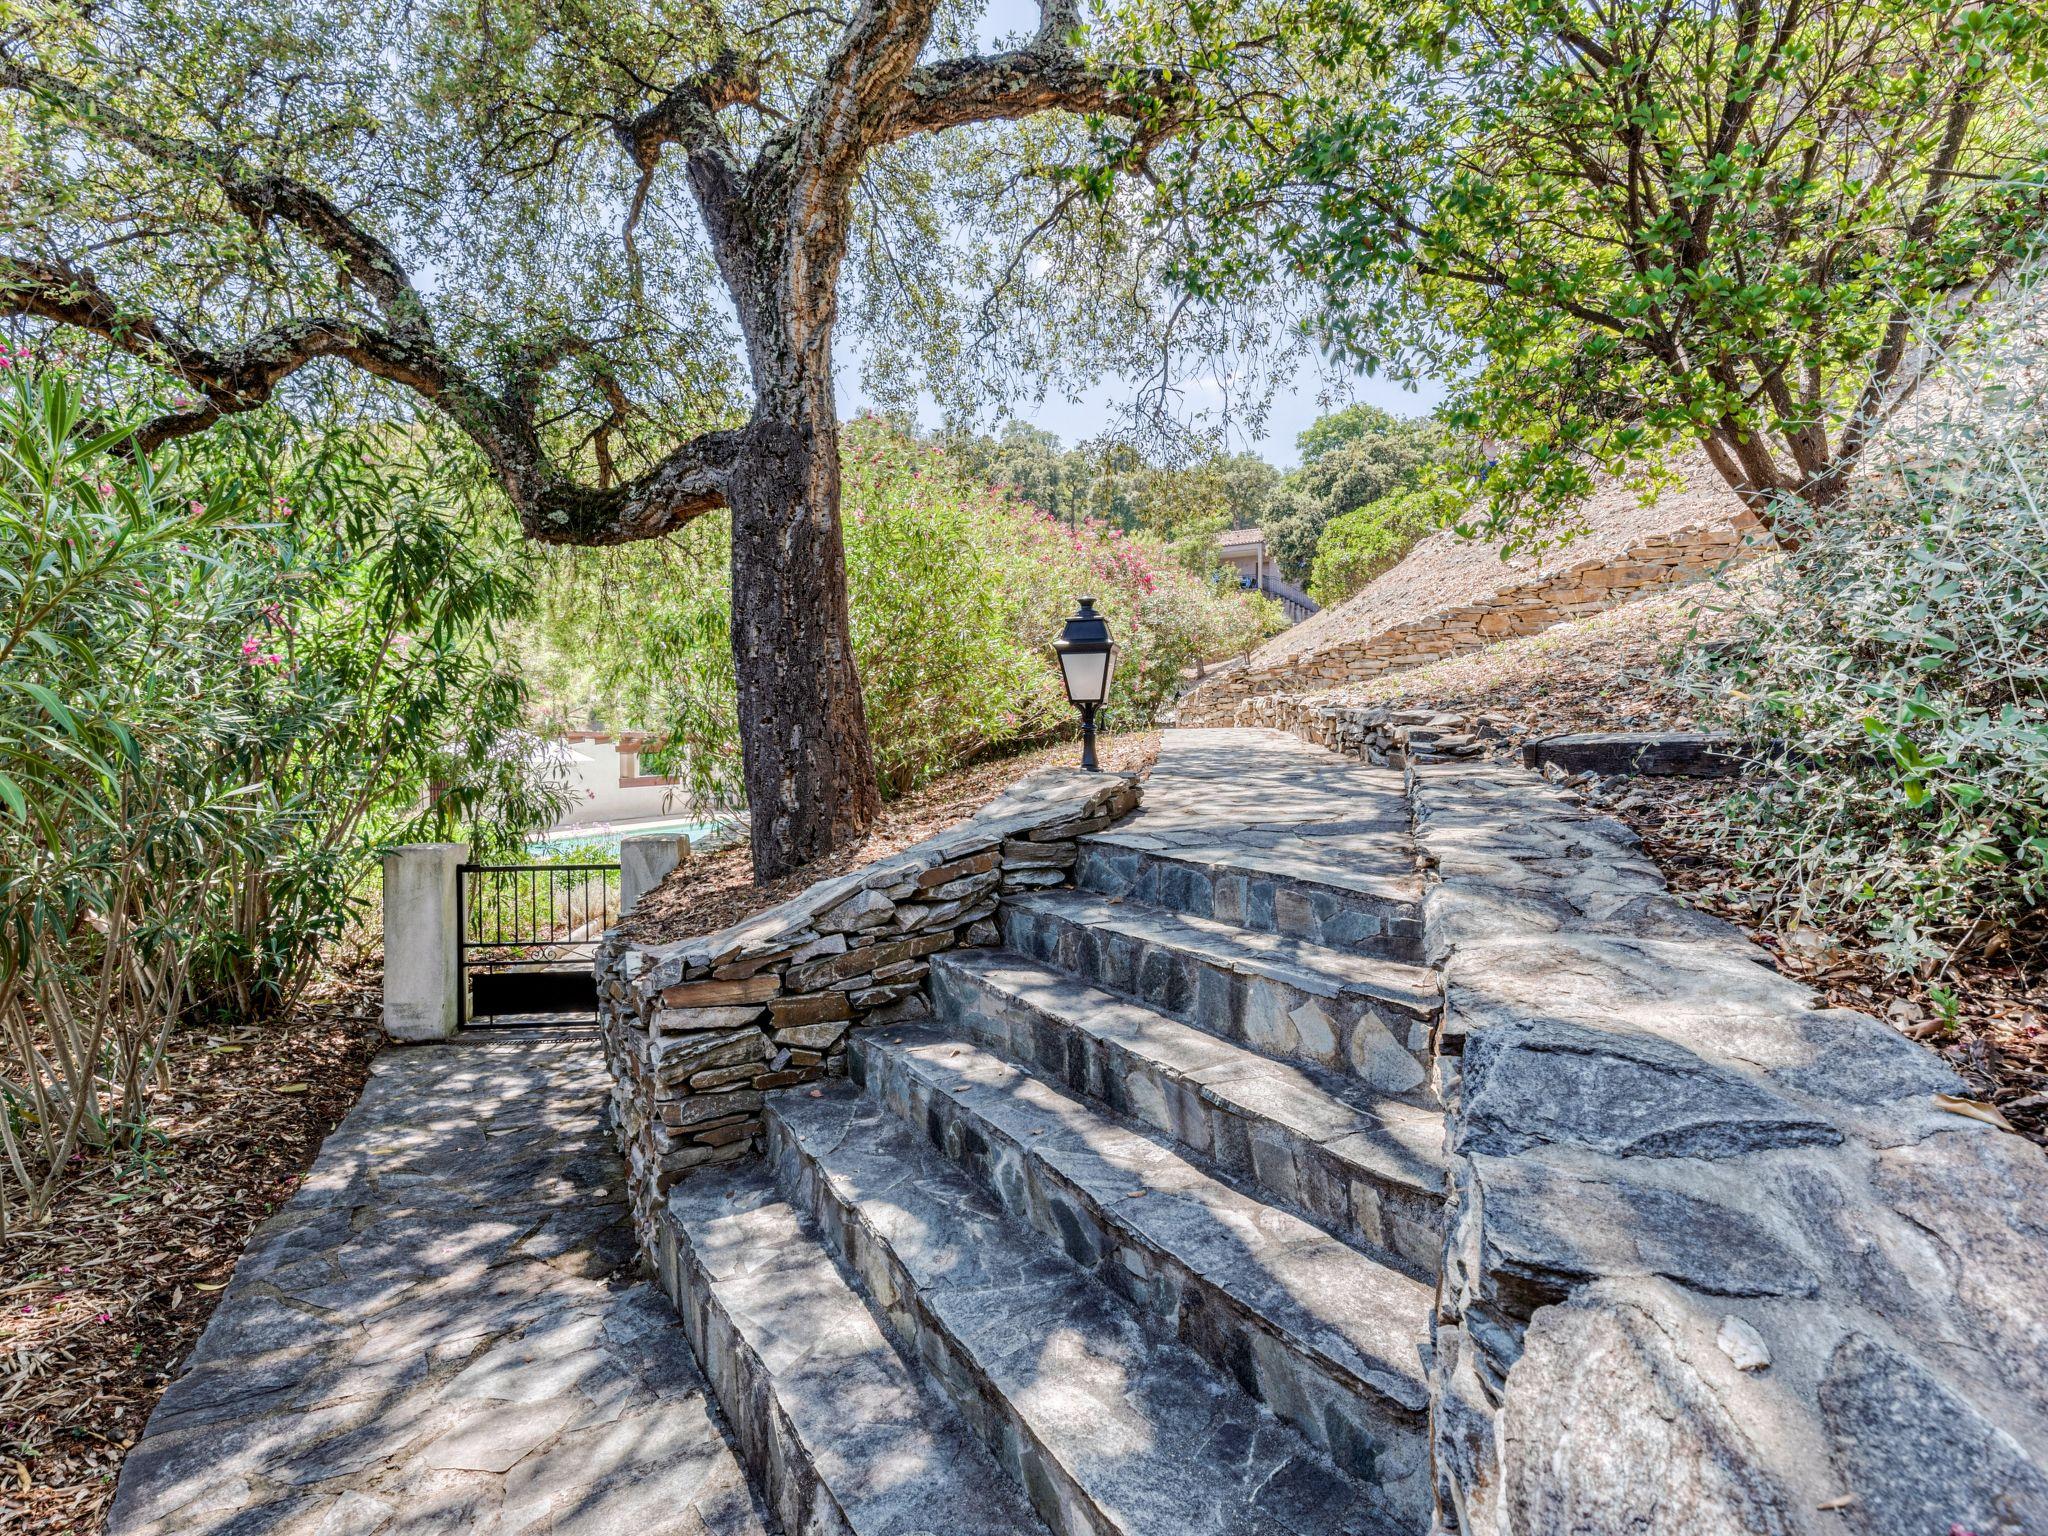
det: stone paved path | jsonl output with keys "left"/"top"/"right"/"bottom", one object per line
{"left": 107, "top": 1036, "right": 771, "bottom": 1536}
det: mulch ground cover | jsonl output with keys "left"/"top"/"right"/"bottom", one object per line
{"left": 623, "top": 731, "right": 1159, "bottom": 946}
{"left": 1610, "top": 778, "right": 2047, "bottom": 1148}
{"left": 0, "top": 968, "right": 384, "bottom": 1536}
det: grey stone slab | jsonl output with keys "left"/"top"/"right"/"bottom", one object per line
{"left": 930, "top": 949, "right": 1444, "bottom": 1272}
{"left": 767, "top": 1085, "right": 1411, "bottom": 1536}
{"left": 851, "top": 1032, "right": 1433, "bottom": 1422}
{"left": 1007, "top": 889, "right": 1437, "bottom": 1013}
{"left": 664, "top": 1166, "right": 1049, "bottom": 1536}
{"left": 107, "top": 1040, "right": 772, "bottom": 1536}
{"left": 1075, "top": 837, "right": 1424, "bottom": 962}
{"left": 1818, "top": 1332, "right": 2048, "bottom": 1535}
{"left": 1002, "top": 889, "right": 1438, "bottom": 1099}
{"left": 1465, "top": 1149, "right": 1823, "bottom": 1304}
{"left": 1458, "top": 1017, "right": 1843, "bottom": 1160}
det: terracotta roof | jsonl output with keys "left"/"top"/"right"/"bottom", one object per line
{"left": 1216, "top": 527, "right": 1265, "bottom": 549}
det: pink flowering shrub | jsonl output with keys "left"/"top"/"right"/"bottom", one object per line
{"left": 538, "top": 419, "right": 1273, "bottom": 810}
{"left": 0, "top": 364, "right": 556, "bottom": 1215}
{"left": 840, "top": 421, "right": 1271, "bottom": 792}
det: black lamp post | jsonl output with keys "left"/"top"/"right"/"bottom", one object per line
{"left": 1053, "top": 597, "right": 1116, "bottom": 771}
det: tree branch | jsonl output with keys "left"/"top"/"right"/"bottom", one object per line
{"left": 0, "top": 254, "right": 451, "bottom": 450}
{"left": 0, "top": 57, "right": 430, "bottom": 336}
{"left": 788, "top": 0, "right": 946, "bottom": 194}
{"left": 884, "top": 45, "right": 1164, "bottom": 142}
{"left": 1, "top": 254, "right": 739, "bottom": 542}
{"left": 1838, "top": 80, "right": 1980, "bottom": 469}
{"left": 522, "top": 428, "right": 746, "bottom": 545}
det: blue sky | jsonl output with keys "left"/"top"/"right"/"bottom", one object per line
{"left": 836, "top": 353, "right": 1448, "bottom": 471}
{"left": 833, "top": 0, "right": 1449, "bottom": 470}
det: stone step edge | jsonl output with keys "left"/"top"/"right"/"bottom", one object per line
{"left": 851, "top": 1024, "right": 1435, "bottom": 1425}
{"left": 1006, "top": 888, "right": 1442, "bottom": 1018}
{"left": 931, "top": 949, "right": 1447, "bottom": 1272}
{"left": 1080, "top": 828, "right": 1425, "bottom": 910}
{"left": 658, "top": 1166, "right": 1049, "bottom": 1536}
{"left": 765, "top": 1093, "right": 1419, "bottom": 1536}
{"left": 1075, "top": 836, "right": 1426, "bottom": 965}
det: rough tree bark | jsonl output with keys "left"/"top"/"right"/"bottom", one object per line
{"left": 0, "top": 2, "right": 1171, "bottom": 878}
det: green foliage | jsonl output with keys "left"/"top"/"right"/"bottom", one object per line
{"left": 946, "top": 424, "right": 1280, "bottom": 567}
{"left": 1296, "top": 403, "right": 1408, "bottom": 466}
{"left": 0, "top": 360, "right": 551, "bottom": 1220}
{"left": 1264, "top": 406, "right": 1444, "bottom": 580}
{"left": 177, "top": 424, "right": 563, "bottom": 1011}
{"left": 1158, "top": 0, "right": 2048, "bottom": 549}
{"left": 1702, "top": 279, "right": 2048, "bottom": 970}
{"left": 527, "top": 420, "right": 1275, "bottom": 806}
{"left": 1308, "top": 484, "right": 1458, "bottom": 606}
{"left": 0, "top": 363, "right": 266, "bottom": 1218}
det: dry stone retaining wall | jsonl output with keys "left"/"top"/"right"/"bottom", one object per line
{"left": 1182, "top": 518, "right": 1760, "bottom": 723}
{"left": 595, "top": 768, "right": 1140, "bottom": 1253}
{"left": 1232, "top": 695, "right": 1496, "bottom": 767}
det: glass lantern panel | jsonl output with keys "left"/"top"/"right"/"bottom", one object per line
{"left": 1059, "top": 648, "right": 1110, "bottom": 704}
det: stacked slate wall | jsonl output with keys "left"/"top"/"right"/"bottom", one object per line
{"left": 1181, "top": 518, "right": 1759, "bottom": 723}
{"left": 595, "top": 768, "right": 1141, "bottom": 1254}
{"left": 1247, "top": 702, "right": 2048, "bottom": 1536}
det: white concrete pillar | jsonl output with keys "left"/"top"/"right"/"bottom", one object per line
{"left": 619, "top": 834, "right": 690, "bottom": 916}
{"left": 382, "top": 842, "right": 467, "bottom": 1042}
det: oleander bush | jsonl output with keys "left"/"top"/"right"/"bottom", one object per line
{"left": 529, "top": 419, "right": 1275, "bottom": 811}
{"left": 1703, "top": 278, "right": 2048, "bottom": 970}
{"left": 0, "top": 363, "right": 555, "bottom": 1223}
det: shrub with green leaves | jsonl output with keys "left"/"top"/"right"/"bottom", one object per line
{"left": 176, "top": 422, "right": 560, "bottom": 1014}
{"left": 1308, "top": 484, "right": 1458, "bottom": 607}
{"left": 0, "top": 363, "right": 553, "bottom": 1222}
{"left": 1703, "top": 279, "right": 2048, "bottom": 970}
{"left": 527, "top": 420, "right": 1274, "bottom": 811}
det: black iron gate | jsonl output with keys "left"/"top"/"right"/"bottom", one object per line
{"left": 456, "top": 861, "right": 620, "bottom": 1027}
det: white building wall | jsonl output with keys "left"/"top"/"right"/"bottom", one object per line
{"left": 551, "top": 735, "right": 689, "bottom": 829}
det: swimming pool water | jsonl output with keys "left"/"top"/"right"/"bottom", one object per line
{"left": 526, "top": 814, "right": 736, "bottom": 859}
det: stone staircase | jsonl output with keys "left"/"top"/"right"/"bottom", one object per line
{"left": 653, "top": 732, "right": 1444, "bottom": 1535}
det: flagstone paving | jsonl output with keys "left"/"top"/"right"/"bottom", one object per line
{"left": 105, "top": 1035, "right": 771, "bottom": 1536}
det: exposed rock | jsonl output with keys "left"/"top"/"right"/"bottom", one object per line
{"left": 660, "top": 975, "right": 781, "bottom": 1008}
{"left": 1502, "top": 1290, "right": 1798, "bottom": 1535}
{"left": 1458, "top": 1018, "right": 1842, "bottom": 1161}
{"left": 1522, "top": 731, "right": 1751, "bottom": 779}
{"left": 1398, "top": 759, "right": 2048, "bottom": 1536}
{"left": 1715, "top": 1315, "right": 1769, "bottom": 1371}
{"left": 814, "top": 886, "right": 895, "bottom": 933}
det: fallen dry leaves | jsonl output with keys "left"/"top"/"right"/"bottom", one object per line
{"left": 0, "top": 967, "right": 383, "bottom": 1535}
{"left": 1615, "top": 777, "right": 2047, "bottom": 1149}
{"left": 623, "top": 731, "right": 1159, "bottom": 947}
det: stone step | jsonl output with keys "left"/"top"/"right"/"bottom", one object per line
{"left": 1001, "top": 890, "right": 1441, "bottom": 1102}
{"left": 1076, "top": 832, "right": 1424, "bottom": 962}
{"left": 659, "top": 1166, "right": 1051, "bottom": 1536}
{"left": 930, "top": 950, "right": 1445, "bottom": 1275}
{"left": 768, "top": 1084, "right": 1417, "bottom": 1536}
{"left": 849, "top": 1025, "right": 1435, "bottom": 1508}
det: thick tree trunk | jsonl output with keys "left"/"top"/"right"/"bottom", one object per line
{"left": 726, "top": 382, "right": 881, "bottom": 880}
